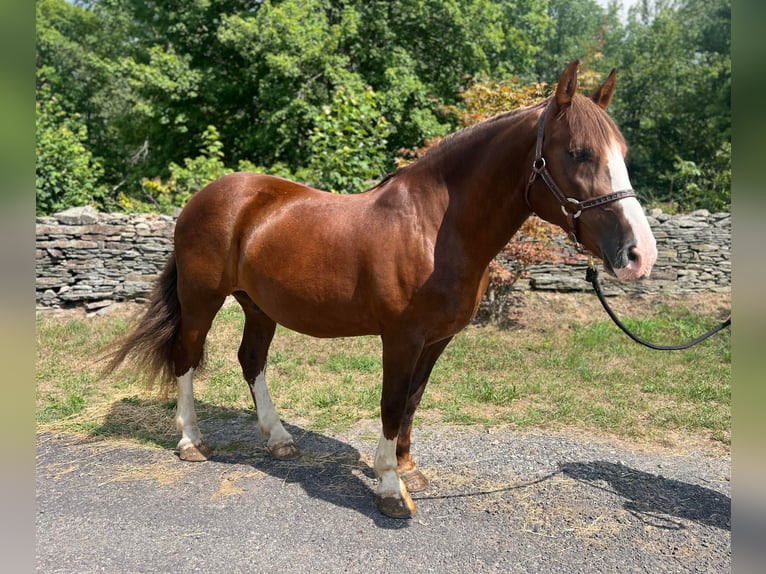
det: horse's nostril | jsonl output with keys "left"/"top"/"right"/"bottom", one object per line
{"left": 627, "top": 247, "right": 639, "bottom": 263}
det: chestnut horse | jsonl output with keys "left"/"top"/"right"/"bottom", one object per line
{"left": 106, "top": 61, "right": 657, "bottom": 518}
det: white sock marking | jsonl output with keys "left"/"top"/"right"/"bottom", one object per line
{"left": 176, "top": 368, "right": 203, "bottom": 449}
{"left": 374, "top": 432, "right": 403, "bottom": 497}
{"left": 250, "top": 369, "right": 293, "bottom": 449}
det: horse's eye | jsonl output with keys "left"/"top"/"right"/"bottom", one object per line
{"left": 569, "top": 148, "right": 593, "bottom": 163}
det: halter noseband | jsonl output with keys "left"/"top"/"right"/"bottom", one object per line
{"left": 525, "top": 104, "right": 637, "bottom": 241}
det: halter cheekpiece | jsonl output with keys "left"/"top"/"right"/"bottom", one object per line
{"left": 525, "top": 104, "right": 637, "bottom": 240}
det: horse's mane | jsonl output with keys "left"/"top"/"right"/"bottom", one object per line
{"left": 369, "top": 102, "right": 544, "bottom": 191}
{"left": 370, "top": 94, "right": 624, "bottom": 191}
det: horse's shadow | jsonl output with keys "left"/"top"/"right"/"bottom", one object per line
{"left": 92, "top": 397, "right": 409, "bottom": 529}
{"left": 91, "top": 398, "right": 730, "bottom": 532}
{"left": 561, "top": 461, "right": 730, "bottom": 531}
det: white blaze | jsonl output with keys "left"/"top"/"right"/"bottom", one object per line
{"left": 607, "top": 141, "right": 632, "bottom": 193}
{"left": 606, "top": 142, "right": 657, "bottom": 280}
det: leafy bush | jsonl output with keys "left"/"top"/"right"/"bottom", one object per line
{"left": 125, "top": 126, "right": 233, "bottom": 213}
{"left": 306, "top": 85, "right": 392, "bottom": 193}
{"left": 667, "top": 143, "right": 731, "bottom": 212}
{"left": 35, "top": 85, "right": 106, "bottom": 215}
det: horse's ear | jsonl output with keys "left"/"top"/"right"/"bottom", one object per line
{"left": 555, "top": 60, "right": 580, "bottom": 108}
{"left": 591, "top": 68, "right": 617, "bottom": 110}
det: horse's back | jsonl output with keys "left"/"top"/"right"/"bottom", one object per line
{"left": 180, "top": 172, "right": 316, "bottom": 221}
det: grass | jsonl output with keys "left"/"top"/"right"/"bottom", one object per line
{"left": 36, "top": 296, "right": 731, "bottom": 449}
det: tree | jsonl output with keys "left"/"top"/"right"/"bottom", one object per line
{"left": 306, "top": 85, "right": 392, "bottom": 193}
{"left": 611, "top": 0, "right": 730, "bottom": 210}
{"left": 135, "top": 125, "right": 233, "bottom": 213}
{"left": 534, "top": 0, "right": 608, "bottom": 81}
{"left": 35, "top": 0, "right": 730, "bottom": 213}
{"left": 37, "top": 0, "right": 556, "bottom": 209}
{"left": 36, "top": 82, "right": 106, "bottom": 215}
{"left": 37, "top": 0, "right": 134, "bottom": 197}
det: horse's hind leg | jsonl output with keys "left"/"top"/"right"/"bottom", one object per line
{"left": 174, "top": 295, "right": 226, "bottom": 462}
{"left": 234, "top": 291, "right": 299, "bottom": 459}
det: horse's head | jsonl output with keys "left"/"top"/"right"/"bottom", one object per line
{"left": 526, "top": 61, "right": 657, "bottom": 281}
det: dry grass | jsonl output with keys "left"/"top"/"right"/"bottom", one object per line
{"left": 211, "top": 470, "right": 267, "bottom": 500}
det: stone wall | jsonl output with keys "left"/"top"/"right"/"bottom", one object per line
{"left": 36, "top": 206, "right": 730, "bottom": 310}
{"left": 522, "top": 208, "right": 731, "bottom": 295}
{"left": 36, "top": 207, "right": 175, "bottom": 310}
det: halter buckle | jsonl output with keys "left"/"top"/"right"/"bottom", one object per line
{"left": 561, "top": 198, "right": 582, "bottom": 218}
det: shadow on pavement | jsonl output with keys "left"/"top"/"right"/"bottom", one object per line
{"left": 93, "top": 397, "right": 410, "bottom": 529}
{"left": 561, "top": 461, "right": 730, "bottom": 531}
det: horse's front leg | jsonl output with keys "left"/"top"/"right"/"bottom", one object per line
{"left": 396, "top": 336, "right": 454, "bottom": 494}
{"left": 374, "top": 336, "right": 424, "bottom": 518}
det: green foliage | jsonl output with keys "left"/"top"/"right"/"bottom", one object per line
{"left": 35, "top": 0, "right": 730, "bottom": 213}
{"left": 35, "top": 83, "right": 106, "bottom": 215}
{"left": 611, "top": 0, "right": 731, "bottom": 210}
{"left": 128, "top": 126, "right": 233, "bottom": 213}
{"left": 664, "top": 142, "right": 731, "bottom": 212}
{"left": 306, "top": 85, "right": 392, "bottom": 193}
{"left": 534, "top": 0, "right": 614, "bottom": 81}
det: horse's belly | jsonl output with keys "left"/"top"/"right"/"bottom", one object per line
{"left": 259, "top": 296, "right": 380, "bottom": 338}
{"left": 241, "top": 273, "right": 382, "bottom": 338}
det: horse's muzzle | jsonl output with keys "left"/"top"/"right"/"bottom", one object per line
{"left": 604, "top": 241, "right": 657, "bottom": 282}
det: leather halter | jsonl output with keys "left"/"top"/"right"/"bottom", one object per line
{"left": 525, "top": 104, "right": 637, "bottom": 241}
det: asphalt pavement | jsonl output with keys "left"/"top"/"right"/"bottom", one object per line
{"left": 36, "top": 421, "right": 730, "bottom": 573}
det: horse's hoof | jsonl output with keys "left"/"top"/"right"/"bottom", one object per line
{"left": 376, "top": 492, "right": 417, "bottom": 519}
{"left": 178, "top": 442, "right": 211, "bottom": 462}
{"left": 400, "top": 469, "right": 430, "bottom": 493}
{"left": 269, "top": 442, "right": 301, "bottom": 459}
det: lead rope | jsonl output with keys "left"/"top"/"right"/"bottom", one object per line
{"left": 584, "top": 258, "right": 731, "bottom": 350}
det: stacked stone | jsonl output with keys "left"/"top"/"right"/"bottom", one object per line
{"left": 649, "top": 209, "right": 731, "bottom": 293}
{"left": 526, "top": 209, "right": 731, "bottom": 295}
{"left": 36, "top": 206, "right": 175, "bottom": 310}
{"left": 35, "top": 206, "right": 731, "bottom": 310}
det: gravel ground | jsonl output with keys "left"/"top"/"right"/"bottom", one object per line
{"left": 36, "top": 421, "right": 730, "bottom": 573}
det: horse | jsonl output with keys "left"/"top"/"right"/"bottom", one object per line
{"left": 105, "top": 61, "right": 657, "bottom": 518}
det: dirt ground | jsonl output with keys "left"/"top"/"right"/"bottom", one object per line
{"left": 502, "top": 288, "right": 730, "bottom": 329}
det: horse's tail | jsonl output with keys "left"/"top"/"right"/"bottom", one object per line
{"left": 103, "top": 254, "right": 183, "bottom": 396}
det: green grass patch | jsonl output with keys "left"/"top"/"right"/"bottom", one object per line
{"left": 36, "top": 298, "right": 731, "bottom": 449}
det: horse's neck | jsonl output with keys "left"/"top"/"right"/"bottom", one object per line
{"left": 418, "top": 107, "right": 540, "bottom": 269}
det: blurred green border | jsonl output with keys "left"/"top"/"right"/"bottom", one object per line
{"left": 0, "top": 1, "right": 34, "bottom": 571}
{"left": 731, "top": 0, "right": 766, "bottom": 570}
